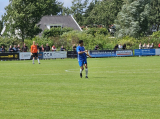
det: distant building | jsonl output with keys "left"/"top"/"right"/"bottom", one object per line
{"left": 38, "top": 15, "right": 82, "bottom": 36}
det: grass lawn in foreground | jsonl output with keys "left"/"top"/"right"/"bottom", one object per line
{"left": 0, "top": 57, "right": 160, "bottom": 119}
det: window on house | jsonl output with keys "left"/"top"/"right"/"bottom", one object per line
{"left": 50, "top": 25, "right": 62, "bottom": 29}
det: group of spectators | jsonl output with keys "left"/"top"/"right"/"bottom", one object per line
{"left": 0, "top": 43, "right": 66, "bottom": 52}
{"left": 139, "top": 43, "right": 154, "bottom": 49}
{"left": 114, "top": 44, "right": 126, "bottom": 50}
{"left": 0, "top": 44, "right": 28, "bottom": 53}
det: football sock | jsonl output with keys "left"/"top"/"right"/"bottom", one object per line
{"left": 80, "top": 68, "right": 83, "bottom": 73}
{"left": 85, "top": 68, "right": 88, "bottom": 76}
{"left": 33, "top": 59, "right": 34, "bottom": 63}
{"left": 37, "top": 58, "right": 40, "bottom": 63}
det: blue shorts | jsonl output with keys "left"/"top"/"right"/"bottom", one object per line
{"left": 79, "top": 59, "right": 87, "bottom": 67}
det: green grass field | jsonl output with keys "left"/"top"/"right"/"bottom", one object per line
{"left": 0, "top": 57, "right": 160, "bottom": 119}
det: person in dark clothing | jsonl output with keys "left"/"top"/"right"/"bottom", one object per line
{"left": 122, "top": 44, "right": 126, "bottom": 50}
{"left": 22, "top": 43, "right": 28, "bottom": 52}
{"left": 37, "top": 43, "right": 40, "bottom": 50}
{"left": 72, "top": 44, "right": 77, "bottom": 51}
{"left": 9, "top": 45, "right": 14, "bottom": 52}
{"left": 45, "top": 43, "right": 50, "bottom": 51}
{"left": 61, "top": 45, "right": 65, "bottom": 51}
{"left": 16, "top": 44, "right": 21, "bottom": 52}
{"left": 39, "top": 45, "right": 45, "bottom": 52}
{"left": 114, "top": 44, "right": 118, "bottom": 50}
{"left": 94, "top": 45, "right": 99, "bottom": 50}
{"left": 1, "top": 46, "right": 5, "bottom": 52}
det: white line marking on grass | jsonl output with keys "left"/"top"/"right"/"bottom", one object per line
{"left": 65, "top": 69, "right": 78, "bottom": 72}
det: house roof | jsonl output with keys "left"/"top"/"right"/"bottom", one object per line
{"left": 38, "top": 15, "right": 82, "bottom": 36}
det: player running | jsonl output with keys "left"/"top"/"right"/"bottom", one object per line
{"left": 77, "top": 40, "right": 91, "bottom": 78}
{"left": 31, "top": 41, "right": 40, "bottom": 64}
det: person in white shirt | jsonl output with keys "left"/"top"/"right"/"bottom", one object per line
{"left": 150, "top": 43, "right": 154, "bottom": 49}
{"left": 147, "top": 43, "right": 150, "bottom": 49}
{"left": 139, "top": 43, "right": 142, "bottom": 49}
{"left": 52, "top": 45, "right": 57, "bottom": 52}
{"left": 118, "top": 44, "right": 122, "bottom": 49}
{"left": 143, "top": 43, "right": 146, "bottom": 49}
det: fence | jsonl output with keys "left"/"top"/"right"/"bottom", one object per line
{"left": 0, "top": 49, "right": 160, "bottom": 60}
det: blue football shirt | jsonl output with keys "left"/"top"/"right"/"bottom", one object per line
{"left": 77, "top": 46, "right": 86, "bottom": 61}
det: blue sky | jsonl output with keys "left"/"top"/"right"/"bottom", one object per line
{"left": 0, "top": 0, "right": 92, "bottom": 20}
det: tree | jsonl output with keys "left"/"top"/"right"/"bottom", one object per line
{"left": 149, "top": 0, "right": 160, "bottom": 31}
{"left": 70, "top": 0, "right": 89, "bottom": 25}
{"left": 0, "top": 20, "right": 3, "bottom": 34}
{"left": 2, "top": 0, "right": 60, "bottom": 42}
{"left": 62, "top": 7, "right": 72, "bottom": 16}
{"left": 115, "top": 0, "right": 150, "bottom": 38}
{"left": 85, "top": 0, "right": 123, "bottom": 27}
{"left": 83, "top": 1, "right": 96, "bottom": 25}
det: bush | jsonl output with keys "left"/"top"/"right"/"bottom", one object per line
{"left": 84, "top": 28, "right": 108, "bottom": 36}
{"left": 152, "top": 31, "right": 160, "bottom": 38}
{"left": 42, "top": 27, "right": 73, "bottom": 38}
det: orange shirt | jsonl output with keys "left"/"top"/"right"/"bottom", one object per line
{"left": 31, "top": 45, "right": 38, "bottom": 53}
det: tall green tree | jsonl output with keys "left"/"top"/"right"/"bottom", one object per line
{"left": 115, "top": 0, "right": 150, "bottom": 38}
{"left": 2, "top": 0, "right": 60, "bottom": 41}
{"left": 149, "top": 0, "right": 160, "bottom": 31}
{"left": 62, "top": 7, "right": 72, "bottom": 16}
{"left": 0, "top": 20, "right": 3, "bottom": 34}
{"left": 83, "top": 1, "right": 96, "bottom": 25}
{"left": 86, "top": 0, "right": 123, "bottom": 27}
{"left": 71, "top": 0, "right": 89, "bottom": 25}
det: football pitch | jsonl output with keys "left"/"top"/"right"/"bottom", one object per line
{"left": 0, "top": 57, "right": 160, "bottom": 119}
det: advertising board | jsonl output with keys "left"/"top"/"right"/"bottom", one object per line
{"left": 43, "top": 51, "right": 67, "bottom": 59}
{"left": 134, "top": 49, "right": 155, "bottom": 56}
{"left": 19, "top": 52, "right": 31, "bottom": 60}
{"left": 0, "top": 53, "right": 19, "bottom": 60}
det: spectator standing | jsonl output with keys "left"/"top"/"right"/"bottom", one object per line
{"left": 139, "top": 43, "right": 142, "bottom": 49}
{"left": 118, "top": 44, "right": 122, "bottom": 49}
{"left": 158, "top": 43, "right": 160, "bottom": 48}
{"left": 9, "top": 45, "right": 13, "bottom": 52}
{"left": 122, "top": 44, "right": 126, "bottom": 50}
{"left": 60, "top": 45, "right": 65, "bottom": 51}
{"left": 16, "top": 44, "right": 21, "bottom": 52}
{"left": 37, "top": 43, "right": 40, "bottom": 50}
{"left": 1, "top": 46, "right": 5, "bottom": 52}
{"left": 143, "top": 43, "right": 146, "bottom": 49}
{"left": 13, "top": 45, "right": 17, "bottom": 52}
{"left": 72, "top": 44, "right": 77, "bottom": 51}
{"left": 45, "top": 43, "right": 50, "bottom": 52}
{"left": 147, "top": 43, "right": 150, "bottom": 49}
{"left": 52, "top": 45, "right": 57, "bottom": 51}
{"left": 151, "top": 43, "right": 154, "bottom": 49}
{"left": 114, "top": 44, "right": 118, "bottom": 50}
{"left": 60, "top": 45, "right": 65, "bottom": 59}
{"left": 22, "top": 43, "right": 28, "bottom": 52}
{"left": 94, "top": 45, "right": 99, "bottom": 50}
{"left": 39, "top": 45, "right": 45, "bottom": 52}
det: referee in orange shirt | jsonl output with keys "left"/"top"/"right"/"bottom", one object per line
{"left": 31, "top": 41, "right": 40, "bottom": 64}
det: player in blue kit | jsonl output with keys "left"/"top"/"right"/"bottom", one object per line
{"left": 77, "top": 40, "right": 91, "bottom": 78}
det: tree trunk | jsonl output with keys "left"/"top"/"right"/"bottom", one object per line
{"left": 157, "top": 24, "right": 160, "bottom": 31}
